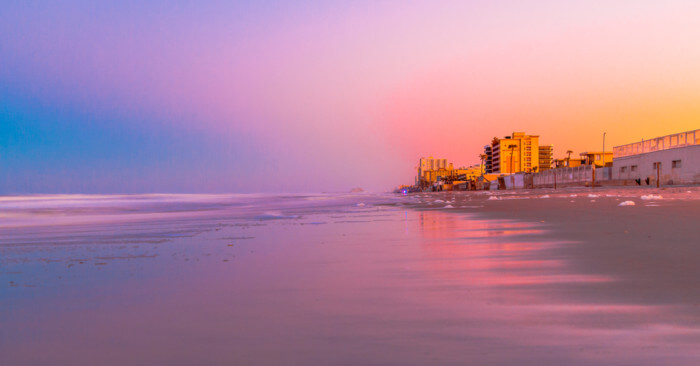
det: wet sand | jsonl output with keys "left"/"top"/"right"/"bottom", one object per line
{"left": 1, "top": 188, "right": 700, "bottom": 365}
{"left": 413, "top": 186, "right": 700, "bottom": 306}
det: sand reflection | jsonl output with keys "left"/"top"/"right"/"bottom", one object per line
{"left": 417, "top": 211, "right": 611, "bottom": 286}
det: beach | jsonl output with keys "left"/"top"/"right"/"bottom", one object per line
{"left": 2, "top": 187, "right": 700, "bottom": 365}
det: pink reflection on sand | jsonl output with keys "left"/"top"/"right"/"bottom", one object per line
{"left": 418, "top": 210, "right": 614, "bottom": 286}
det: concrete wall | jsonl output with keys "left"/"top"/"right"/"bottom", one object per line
{"left": 612, "top": 145, "right": 700, "bottom": 185}
{"left": 503, "top": 174, "right": 526, "bottom": 189}
{"left": 532, "top": 165, "right": 594, "bottom": 188}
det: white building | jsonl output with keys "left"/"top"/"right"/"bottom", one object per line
{"left": 612, "top": 129, "right": 700, "bottom": 185}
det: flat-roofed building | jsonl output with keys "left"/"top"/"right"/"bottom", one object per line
{"left": 483, "top": 145, "right": 493, "bottom": 173}
{"left": 612, "top": 129, "right": 700, "bottom": 185}
{"left": 580, "top": 151, "right": 613, "bottom": 167}
{"left": 554, "top": 158, "right": 584, "bottom": 168}
{"left": 491, "top": 132, "right": 540, "bottom": 174}
{"left": 538, "top": 145, "right": 553, "bottom": 171}
{"left": 417, "top": 157, "right": 453, "bottom": 186}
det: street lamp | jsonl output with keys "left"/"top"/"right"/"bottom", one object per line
{"left": 603, "top": 132, "right": 606, "bottom": 165}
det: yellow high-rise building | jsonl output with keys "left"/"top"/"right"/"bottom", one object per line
{"left": 491, "top": 132, "right": 540, "bottom": 173}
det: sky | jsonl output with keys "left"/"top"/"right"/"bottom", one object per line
{"left": 2, "top": 0, "right": 700, "bottom": 193}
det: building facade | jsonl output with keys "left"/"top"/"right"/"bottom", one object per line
{"left": 417, "top": 157, "right": 453, "bottom": 186}
{"left": 483, "top": 145, "right": 493, "bottom": 173}
{"left": 554, "top": 158, "right": 584, "bottom": 168}
{"left": 538, "top": 145, "right": 553, "bottom": 171}
{"left": 491, "top": 132, "right": 540, "bottom": 174}
{"left": 580, "top": 151, "right": 613, "bottom": 167}
{"left": 612, "top": 130, "right": 700, "bottom": 185}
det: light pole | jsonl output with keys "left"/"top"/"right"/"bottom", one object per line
{"left": 603, "top": 132, "right": 606, "bottom": 165}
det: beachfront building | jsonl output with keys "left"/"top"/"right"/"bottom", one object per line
{"left": 418, "top": 157, "right": 450, "bottom": 174}
{"left": 580, "top": 151, "right": 613, "bottom": 167}
{"left": 483, "top": 145, "right": 493, "bottom": 173}
{"left": 456, "top": 164, "right": 485, "bottom": 180}
{"left": 538, "top": 145, "right": 553, "bottom": 171}
{"left": 491, "top": 132, "right": 540, "bottom": 174}
{"left": 612, "top": 129, "right": 700, "bottom": 185}
{"left": 417, "top": 157, "right": 454, "bottom": 186}
{"left": 554, "top": 158, "right": 584, "bottom": 168}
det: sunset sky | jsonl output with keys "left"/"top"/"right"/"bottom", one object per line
{"left": 2, "top": 1, "right": 699, "bottom": 193}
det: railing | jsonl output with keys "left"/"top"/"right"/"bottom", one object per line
{"left": 613, "top": 129, "right": 700, "bottom": 158}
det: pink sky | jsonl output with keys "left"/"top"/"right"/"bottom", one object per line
{"left": 2, "top": 1, "right": 700, "bottom": 192}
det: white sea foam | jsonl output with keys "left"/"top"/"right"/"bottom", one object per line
{"left": 254, "top": 212, "right": 300, "bottom": 220}
{"left": 488, "top": 196, "right": 500, "bottom": 201}
{"left": 444, "top": 204, "right": 454, "bottom": 208}
{"left": 641, "top": 195, "right": 662, "bottom": 200}
{"left": 618, "top": 201, "right": 635, "bottom": 206}
{"left": 588, "top": 194, "right": 599, "bottom": 198}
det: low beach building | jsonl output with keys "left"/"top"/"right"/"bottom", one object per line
{"left": 554, "top": 158, "right": 584, "bottom": 168}
{"left": 612, "top": 129, "right": 700, "bottom": 185}
{"left": 580, "top": 151, "right": 613, "bottom": 167}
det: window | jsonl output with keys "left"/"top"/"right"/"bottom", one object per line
{"left": 620, "top": 166, "right": 627, "bottom": 173}
{"left": 631, "top": 165, "right": 638, "bottom": 172}
{"left": 596, "top": 154, "right": 602, "bottom": 160}
{"left": 672, "top": 160, "right": 682, "bottom": 168}
{"left": 653, "top": 162, "right": 661, "bottom": 169}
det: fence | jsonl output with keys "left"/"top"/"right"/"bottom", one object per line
{"left": 613, "top": 129, "right": 700, "bottom": 158}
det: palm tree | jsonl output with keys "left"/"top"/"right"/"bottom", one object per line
{"left": 508, "top": 144, "right": 518, "bottom": 173}
{"left": 479, "top": 154, "right": 487, "bottom": 176}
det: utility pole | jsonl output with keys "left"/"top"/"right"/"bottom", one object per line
{"left": 603, "top": 132, "right": 606, "bottom": 166}
{"left": 603, "top": 132, "right": 606, "bottom": 155}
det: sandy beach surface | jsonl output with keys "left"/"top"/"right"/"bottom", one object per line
{"left": 2, "top": 187, "right": 700, "bottom": 365}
